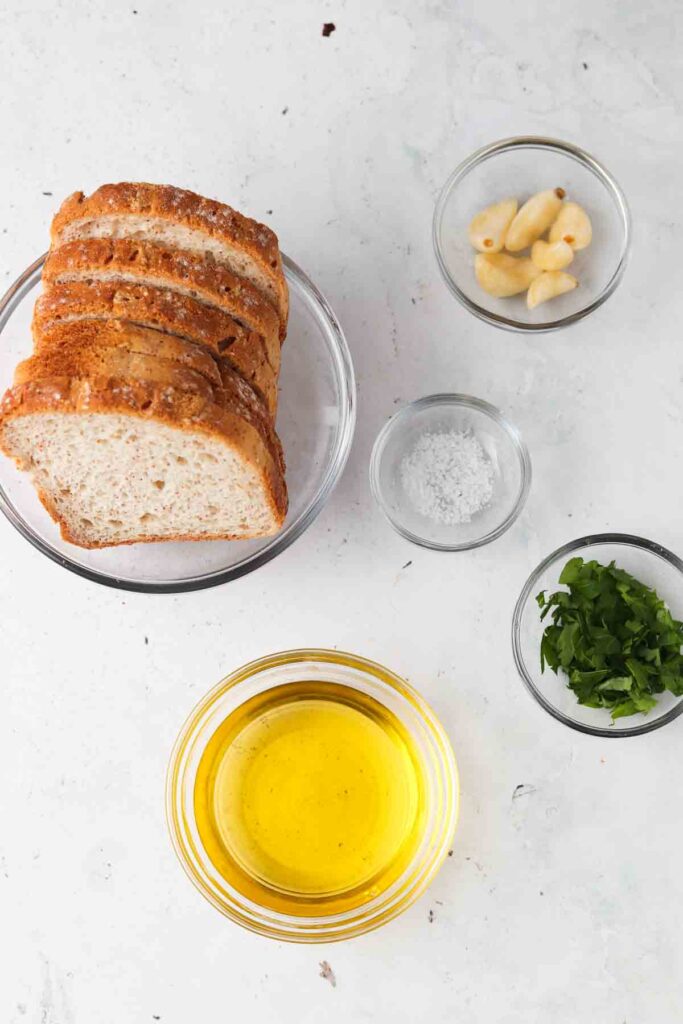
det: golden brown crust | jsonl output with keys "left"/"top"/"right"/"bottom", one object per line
{"left": 34, "top": 280, "right": 281, "bottom": 411}
{"left": 43, "top": 237, "right": 285, "bottom": 346}
{"left": 0, "top": 375, "right": 288, "bottom": 547}
{"left": 214, "top": 362, "right": 284, "bottom": 473}
{"left": 14, "top": 347, "right": 219, "bottom": 403}
{"left": 50, "top": 183, "right": 288, "bottom": 328}
{"left": 28, "top": 320, "right": 223, "bottom": 387}
{"left": 217, "top": 333, "right": 277, "bottom": 415}
{"left": 34, "top": 278, "right": 267, "bottom": 361}
{"left": 32, "top": 319, "right": 277, "bottom": 416}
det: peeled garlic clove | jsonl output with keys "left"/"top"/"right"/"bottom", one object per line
{"left": 548, "top": 201, "right": 592, "bottom": 250}
{"left": 468, "top": 198, "right": 518, "bottom": 253}
{"left": 527, "top": 271, "right": 578, "bottom": 309}
{"left": 531, "top": 239, "right": 574, "bottom": 271}
{"left": 505, "top": 188, "right": 566, "bottom": 251}
{"left": 475, "top": 252, "right": 542, "bottom": 298}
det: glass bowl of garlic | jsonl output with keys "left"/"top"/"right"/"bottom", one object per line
{"left": 433, "top": 137, "right": 631, "bottom": 332}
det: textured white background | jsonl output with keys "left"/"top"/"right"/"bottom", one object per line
{"left": 1, "top": 1, "right": 682, "bottom": 1021}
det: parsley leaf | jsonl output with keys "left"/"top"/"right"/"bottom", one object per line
{"left": 537, "top": 557, "right": 683, "bottom": 720}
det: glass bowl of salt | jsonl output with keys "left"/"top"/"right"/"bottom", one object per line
{"left": 370, "top": 394, "right": 531, "bottom": 551}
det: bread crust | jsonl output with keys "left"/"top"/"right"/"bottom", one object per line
{"left": 50, "top": 183, "right": 288, "bottom": 328}
{"left": 216, "top": 332, "right": 277, "bottom": 415}
{"left": 15, "top": 347, "right": 219, "bottom": 403}
{"left": 0, "top": 375, "right": 288, "bottom": 547}
{"left": 43, "top": 237, "right": 285, "bottom": 345}
{"left": 34, "top": 278, "right": 279, "bottom": 372}
{"left": 32, "top": 319, "right": 278, "bottom": 416}
{"left": 34, "top": 280, "right": 279, "bottom": 414}
{"left": 26, "top": 320, "right": 223, "bottom": 386}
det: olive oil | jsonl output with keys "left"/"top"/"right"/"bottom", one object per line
{"left": 194, "top": 681, "right": 425, "bottom": 916}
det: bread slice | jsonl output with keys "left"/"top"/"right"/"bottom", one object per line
{"left": 33, "top": 319, "right": 278, "bottom": 416}
{"left": 43, "top": 238, "right": 282, "bottom": 351}
{"left": 12, "top": 347, "right": 284, "bottom": 476}
{"left": 0, "top": 375, "right": 287, "bottom": 548}
{"left": 16, "top": 341, "right": 278, "bottom": 425}
{"left": 50, "top": 184, "right": 288, "bottom": 333}
{"left": 32, "top": 320, "right": 224, "bottom": 387}
{"left": 34, "top": 278, "right": 280, "bottom": 375}
{"left": 14, "top": 346, "right": 219, "bottom": 403}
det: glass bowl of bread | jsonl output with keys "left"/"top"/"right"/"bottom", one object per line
{"left": 0, "top": 185, "right": 355, "bottom": 592}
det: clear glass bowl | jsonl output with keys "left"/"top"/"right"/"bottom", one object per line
{"left": 512, "top": 534, "right": 683, "bottom": 737}
{"left": 433, "top": 136, "right": 631, "bottom": 332}
{"left": 370, "top": 394, "right": 531, "bottom": 551}
{"left": 0, "top": 254, "right": 356, "bottom": 593}
{"left": 166, "top": 649, "right": 459, "bottom": 943}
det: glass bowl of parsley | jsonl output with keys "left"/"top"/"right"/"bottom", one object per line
{"left": 512, "top": 534, "right": 683, "bottom": 737}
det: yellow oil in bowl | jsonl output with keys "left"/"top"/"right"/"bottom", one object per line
{"left": 194, "top": 681, "right": 426, "bottom": 916}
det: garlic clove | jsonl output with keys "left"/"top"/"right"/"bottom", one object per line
{"left": 468, "top": 198, "right": 518, "bottom": 253}
{"left": 527, "top": 270, "right": 578, "bottom": 309}
{"left": 505, "top": 188, "right": 566, "bottom": 252}
{"left": 531, "top": 238, "right": 574, "bottom": 271}
{"left": 548, "top": 201, "right": 592, "bottom": 250}
{"left": 475, "top": 252, "right": 543, "bottom": 298}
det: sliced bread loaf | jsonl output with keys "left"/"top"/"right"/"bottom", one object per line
{"left": 0, "top": 375, "right": 287, "bottom": 547}
{"left": 50, "top": 184, "right": 288, "bottom": 332}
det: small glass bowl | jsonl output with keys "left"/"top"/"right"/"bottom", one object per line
{"left": 166, "top": 649, "right": 459, "bottom": 943}
{"left": 0, "top": 254, "right": 355, "bottom": 593}
{"left": 370, "top": 394, "right": 531, "bottom": 551}
{"left": 433, "top": 136, "right": 631, "bottom": 332}
{"left": 512, "top": 534, "right": 683, "bottom": 738}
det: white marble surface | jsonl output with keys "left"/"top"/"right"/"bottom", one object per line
{"left": 1, "top": 1, "right": 682, "bottom": 1021}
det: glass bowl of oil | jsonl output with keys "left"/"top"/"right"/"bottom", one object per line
{"left": 166, "top": 649, "right": 459, "bottom": 943}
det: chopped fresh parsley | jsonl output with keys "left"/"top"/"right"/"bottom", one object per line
{"left": 537, "top": 557, "right": 683, "bottom": 719}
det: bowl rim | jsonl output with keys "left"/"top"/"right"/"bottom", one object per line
{"left": 369, "top": 393, "right": 532, "bottom": 551}
{"left": 0, "top": 253, "right": 356, "bottom": 594}
{"left": 432, "top": 135, "right": 632, "bottom": 333}
{"left": 165, "top": 647, "right": 460, "bottom": 942}
{"left": 511, "top": 532, "right": 683, "bottom": 737}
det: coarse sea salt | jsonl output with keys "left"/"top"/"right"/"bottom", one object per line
{"left": 400, "top": 429, "right": 494, "bottom": 525}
